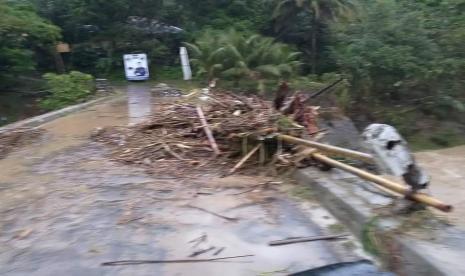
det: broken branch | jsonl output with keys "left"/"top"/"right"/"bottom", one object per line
{"left": 101, "top": 254, "right": 254, "bottom": 266}
{"left": 162, "top": 143, "right": 186, "bottom": 161}
{"left": 268, "top": 233, "right": 349, "bottom": 246}
{"left": 185, "top": 204, "right": 239, "bottom": 222}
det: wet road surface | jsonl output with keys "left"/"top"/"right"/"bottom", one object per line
{"left": 0, "top": 84, "right": 372, "bottom": 275}
{"left": 416, "top": 146, "right": 465, "bottom": 226}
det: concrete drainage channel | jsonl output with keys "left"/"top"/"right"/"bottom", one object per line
{"left": 294, "top": 167, "right": 465, "bottom": 275}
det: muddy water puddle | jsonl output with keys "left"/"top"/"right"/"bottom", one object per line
{"left": 0, "top": 84, "right": 370, "bottom": 275}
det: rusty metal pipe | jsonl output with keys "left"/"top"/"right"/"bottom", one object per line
{"left": 278, "top": 134, "right": 375, "bottom": 163}
{"left": 311, "top": 152, "right": 453, "bottom": 212}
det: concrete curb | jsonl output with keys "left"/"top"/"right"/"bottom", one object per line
{"left": 0, "top": 95, "right": 118, "bottom": 131}
{"left": 294, "top": 167, "right": 465, "bottom": 276}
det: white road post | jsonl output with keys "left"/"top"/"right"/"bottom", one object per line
{"left": 180, "top": 47, "right": 192, "bottom": 81}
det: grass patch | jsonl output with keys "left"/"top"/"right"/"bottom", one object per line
{"left": 328, "top": 223, "right": 346, "bottom": 234}
{"left": 289, "top": 185, "right": 315, "bottom": 201}
{"left": 361, "top": 217, "right": 382, "bottom": 256}
{"left": 342, "top": 240, "right": 356, "bottom": 251}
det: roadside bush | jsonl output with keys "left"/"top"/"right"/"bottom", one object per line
{"left": 40, "top": 71, "right": 95, "bottom": 110}
{"left": 330, "top": 0, "right": 465, "bottom": 120}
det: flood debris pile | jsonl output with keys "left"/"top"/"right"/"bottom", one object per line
{"left": 0, "top": 127, "right": 44, "bottom": 159}
{"left": 92, "top": 84, "right": 453, "bottom": 212}
{"left": 92, "top": 89, "right": 321, "bottom": 175}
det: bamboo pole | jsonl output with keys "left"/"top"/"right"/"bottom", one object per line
{"left": 227, "top": 144, "right": 261, "bottom": 176}
{"left": 196, "top": 106, "right": 221, "bottom": 155}
{"left": 278, "top": 134, "right": 375, "bottom": 164}
{"left": 311, "top": 152, "right": 452, "bottom": 212}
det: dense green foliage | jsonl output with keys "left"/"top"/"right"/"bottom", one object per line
{"left": 273, "top": 0, "right": 356, "bottom": 73}
{"left": 0, "top": 0, "right": 60, "bottom": 87}
{"left": 1, "top": 0, "right": 465, "bottom": 146}
{"left": 185, "top": 29, "right": 301, "bottom": 91}
{"left": 40, "top": 71, "right": 94, "bottom": 110}
{"left": 331, "top": 0, "right": 465, "bottom": 125}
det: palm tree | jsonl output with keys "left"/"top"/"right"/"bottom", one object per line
{"left": 220, "top": 30, "right": 301, "bottom": 92}
{"left": 184, "top": 30, "right": 226, "bottom": 82}
{"left": 185, "top": 29, "right": 302, "bottom": 92}
{"left": 273, "top": 0, "right": 356, "bottom": 73}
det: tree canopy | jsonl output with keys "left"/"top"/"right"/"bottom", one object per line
{"left": 1, "top": 0, "right": 464, "bottom": 135}
{"left": 0, "top": 0, "right": 60, "bottom": 86}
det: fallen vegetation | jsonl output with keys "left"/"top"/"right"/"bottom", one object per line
{"left": 91, "top": 83, "right": 452, "bottom": 213}
{"left": 91, "top": 85, "right": 321, "bottom": 176}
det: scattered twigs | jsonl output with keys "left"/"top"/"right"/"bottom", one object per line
{"left": 207, "top": 95, "right": 230, "bottom": 108}
{"left": 213, "top": 247, "right": 225, "bottom": 256}
{"left": 227, "top": 144, "right": 261, "bottom": 176}
{"left": 189, "top": 246, "right": 216, "bottom": 257}
{"left": 196, "top": 105, "right": 221, "bottom": 156}
{"left": 162, "top": 143, "right": 186, "bottom": 161}
{"left": 189, "top": 233, "right": 207, "bottom": 248}
{"left": 221, "top": 91, "right": 254, "bottom": 110}
{"left": 185, "top": 204, "right": 239, "bottom": 222}
{"left": 268, "top": 233, "right": 349, "bottom": 246}
{"left": 101, "top": 254, "right": 254, "bottom": 266}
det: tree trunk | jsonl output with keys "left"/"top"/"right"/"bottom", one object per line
{"left": 52, "top": 49, "right": 66, "bottom": 74}
{"left": 311, "top": 17, "right": 318, "bottom": 74}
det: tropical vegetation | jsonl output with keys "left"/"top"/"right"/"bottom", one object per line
{"left": 40, "top": 71, "right": 94, "bottom": 110}
{"left": 1, "top": 0, "right": 464, "bottom": 147}
{"left": 185, "top": 29, "right": 301, "bottom": 92}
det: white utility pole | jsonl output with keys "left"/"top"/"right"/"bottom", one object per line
{"left": 179, "top": 47, "right": 192, "bottom": 81}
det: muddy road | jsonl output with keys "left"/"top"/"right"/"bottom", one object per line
{"left": 416, "top": 146, "right": 465, "bottom": 226}
{"left": 0, "top": 84, "right": 373, "bottom": 275}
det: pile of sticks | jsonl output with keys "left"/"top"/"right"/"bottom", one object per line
{"left": 92, "top": 90, "right": 319, "bottom": 175}
{"left": 92, "top": 86, "right": 452, "bottom": 212}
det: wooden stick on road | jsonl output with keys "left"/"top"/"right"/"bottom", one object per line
{"left": 101, "top": 254, "right": 254, "bottom": 266}
{"left": 185, "top": 204, "right": 239, "bottom": 222}
{"left": 269, "top": 233, "right": 349, "bottom": 246}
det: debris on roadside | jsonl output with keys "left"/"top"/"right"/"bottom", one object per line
{"left": 91, "top": 87, "right": 322, "bottom": 176}
{"left": 187, "top": 233, "right": 227, "bottom": 258}
{"left": 90, "top": 83, "right": 453, "bottom": 212}
{"left": 0, "top": 127, "right": 44, "bottom": 160}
